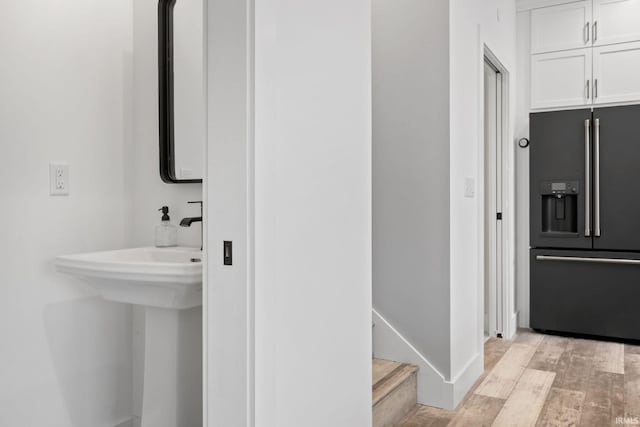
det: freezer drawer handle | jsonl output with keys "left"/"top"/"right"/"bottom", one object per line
{"left": 536, "top": 255, "right": 640, "bottom": 265}
{"left": 584, "top": 119, "right": 591, "bottom": 237}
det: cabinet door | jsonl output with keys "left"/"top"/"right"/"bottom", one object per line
{"left": 531, "top": 1, "right": 592, "bottom": 54}
{"left": 593, "top": 41, "right": 640, "bottom": 104}
{"left": 593, "top": 0, "right": 640, "bottom": 46}
{"left": 531, "top": 48, "right": 592, "bottom": 109}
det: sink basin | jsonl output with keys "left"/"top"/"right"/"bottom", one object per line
{"left": 56, "top": 247, "right": 203, "bottom": 309}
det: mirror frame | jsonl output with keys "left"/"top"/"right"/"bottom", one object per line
{"left": 158, "top": 0, "right": 202, "bottom": 184}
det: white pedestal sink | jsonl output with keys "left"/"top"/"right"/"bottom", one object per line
{"left": 56, "top": 247, "right": 203, "bottom": 427}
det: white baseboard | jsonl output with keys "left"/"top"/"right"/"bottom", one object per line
{"left": 372, "top": 309, "right": 483, "bottom": 410}
{"left": 450, "top": 353, "right": 483, "bottom": 407}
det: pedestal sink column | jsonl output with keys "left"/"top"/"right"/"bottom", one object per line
{"left": 141, "top": 306, "right": 202, "bottom": 427}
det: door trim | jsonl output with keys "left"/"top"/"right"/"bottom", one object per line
{"left": 483, "top": 58, "right": 500, "bottom": 338}
{"left": 483, "top": 46, "right": 516, "bottom": 341}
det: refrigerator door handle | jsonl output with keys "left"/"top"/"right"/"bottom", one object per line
{"left": 536, "top": 255, "right": 640, "bottom": 265}
{"left": 585, "top": 119, "right": 591, "bottom": 237}
{"left": 594, "top": 118, "right": 601, "bottom": 237}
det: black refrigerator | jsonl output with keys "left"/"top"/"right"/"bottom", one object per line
{"left": 530, "top": 104, "right": 640, "bottom": 341}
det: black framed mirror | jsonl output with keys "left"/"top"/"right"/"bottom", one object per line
{"left": 158, "top": 0, "right": 205, "bottom": 183}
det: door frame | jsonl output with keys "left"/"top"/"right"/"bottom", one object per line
{"left": 481, "top": 46, "right": 516, "bottom": 340}
{"left": 484, "top": 57, "right": 502, "bottom": 338}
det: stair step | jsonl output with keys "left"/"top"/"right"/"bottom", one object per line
{"left": 372, "top": 359, "right": 418, "bottom": 427}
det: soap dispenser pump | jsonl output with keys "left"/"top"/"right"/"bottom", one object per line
{"left": 155, "top": 206, "right": 178, "bottom": 247}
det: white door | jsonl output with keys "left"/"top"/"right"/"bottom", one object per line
{"left": 593, "top": 41, "right": 640, "bottom": 104}
{"left": 531, "top": 48, "right": 593, "bottom": 109}
{"left": 484, "top": 59, "right": 503, "bottom": 337}
{"left": 531, "top": 1, "right": 592, "bottom": 54}
{"left": 593, "top": 0, "right": 640, "bottom": 46}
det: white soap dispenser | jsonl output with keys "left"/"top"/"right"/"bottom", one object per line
{"left": 155, "top": 206, "right": 178, "bottom": 247}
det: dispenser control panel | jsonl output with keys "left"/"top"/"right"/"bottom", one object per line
{"left": 541, "top": 181, "right": 578, "bottom": 195}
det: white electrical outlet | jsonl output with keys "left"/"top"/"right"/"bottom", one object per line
{"left": 50, "top": 163, "right": 69, "bottom": 196}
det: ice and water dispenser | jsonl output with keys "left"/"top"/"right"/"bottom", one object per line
{"left": 540, "top": 181, "right": 579, "bottom": 234}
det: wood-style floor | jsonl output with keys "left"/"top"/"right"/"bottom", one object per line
{"left": 397, "top": 329, "right": 640, "bottom": 427}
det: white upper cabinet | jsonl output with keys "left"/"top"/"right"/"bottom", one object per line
{"left": 593, "top": 0, "right": 640, "bottom": 46}
{"left": 531, "top": 1, "right": 592, "bottom": 54}
{"left": 527, "top": 0, "right": 640, "bottom": 109}
{"left": 531, "top": 48, "right": 592, "bottom": 109}
{"left": 593, "top": 41, "right": 640, "bottom": 103}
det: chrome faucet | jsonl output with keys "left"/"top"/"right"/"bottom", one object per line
{"left": 180, "top": 201, "right": 203, "bottom": 250}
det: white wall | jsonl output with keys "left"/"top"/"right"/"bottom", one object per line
{"left": 253, "top": 0, "right": 372, "bottom": 424}
{"left": 449, "top": 0, "right": 518, "bottom": 385}
{"left": 206, "top": 0, "right": 372, "bottom": 425}
{"left": 515, "top": 9, "right": 532, "bottom": 328}
{"left": 372, "top": 0, "right": 452, "bottom": 378}
{"left": 0, "top": 1, "right": 134, "bottom": 426}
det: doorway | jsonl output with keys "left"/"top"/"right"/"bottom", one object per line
{"left": 484, "top": 56, "right": 505, "bottom": 338}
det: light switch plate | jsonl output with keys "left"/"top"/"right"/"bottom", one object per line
{"left": 464, "top": 177, "right": 475, "bottom": 198}
{"left": 50, "top": 163, "right": 69, "bottom": 196}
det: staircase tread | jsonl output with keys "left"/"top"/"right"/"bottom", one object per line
{"left": 372, "top": 359, "right": 418, "bottom": 407}
{"left": 373, "top": 358, "right": 403, "bottom": 385}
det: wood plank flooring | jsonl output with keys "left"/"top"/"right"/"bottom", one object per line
{"left": 397, "top": 330, "right": 640, "bottom": 427}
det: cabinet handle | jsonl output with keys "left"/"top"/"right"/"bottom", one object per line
{"left": 593, "top": 21, "right": 598, "bottom": 41}
{"left": 536, "top": 256, "right": 640, "bottom": 265}
{"left": 586, "top": 79, "right": 590, "bottom": 99}
{"left": 585, "top": 22, "right": 590, "bottom": 43}
{"left": 595, "top": 79, "right": 598, "bottom": 98}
